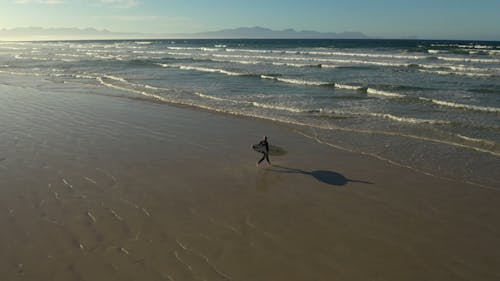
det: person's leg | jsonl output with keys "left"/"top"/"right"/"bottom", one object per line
{"left": 258, "top": 153, "right": 266, "bottom": 164}
{"left": 265, "top": 153, "right": 270, "bottom": 164}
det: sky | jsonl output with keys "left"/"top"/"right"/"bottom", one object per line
{"left": 0, "top": 0, "right": 499, "bottom": 40}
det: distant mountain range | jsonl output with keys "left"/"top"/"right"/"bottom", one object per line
{"left": 191, "top": 26, "right": 368, "bottom": 39}
{"left": 0, "top": 26, "right": 369, "bottom": 41}
{"left": 0, "top": 27, "right": 141, "bottom": 41}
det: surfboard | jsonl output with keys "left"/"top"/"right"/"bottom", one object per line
{"left": 252, "top": 143, "right": 287, "bottom": 156}
{"left": 252, "top": 142, "right": 267, "bottom": 154}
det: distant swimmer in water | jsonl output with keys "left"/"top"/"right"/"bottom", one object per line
{"left": 253, "top": 136, "right": 271, "bottom": 167}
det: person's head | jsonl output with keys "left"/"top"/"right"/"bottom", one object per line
{"left": 264, "top": 136, "right": 267, "bottom": 141}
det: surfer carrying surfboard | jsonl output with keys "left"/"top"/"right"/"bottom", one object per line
{"left": 254, "top": 136, "right": 271, "bottom": 167}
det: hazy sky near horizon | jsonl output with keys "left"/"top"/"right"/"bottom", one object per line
{"left": 1, "top": 0, "right": 499, "bottom": 40}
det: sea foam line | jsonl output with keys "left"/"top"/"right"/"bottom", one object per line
{"left": 419, "top": 97, "right": 500, "bottom": 113}
{"left": 250, "top": 101, "right": 305, "bottom": 113}
{"left": 305, "top": 50, "right": 427, "bottom": 60}
{"left": 367, "top": 113, "right": 450, "bottom": 125}
{"left": 179, "top": 65, "right": 243, "bottom": 76}
{"left": 209, "top": 53, "right": 410, "bottom": 67}
{"left": 167, "top": 46, "right": 220, "bottom": 52}
{"left": 156, "top": 63, "right": 247, "bottom": 76}
{"left": 417, "top": 63, "right": 499, "bottom": 73}
{"left": 437, "top": 56, "right": 500, "bottom": 63}
{"left": 366, "top": 88, "right": 406, "bottom": 98}
{"left": 335, "top": 83, "right": 365, "bottom": 91}
{"left": 260, "top": 75, "right": 334, "bottom": 86}
{"left": 194, "top": 92, "right": 242, "bottom": 103}
{"left": 194, "top": 92, "right": 305, "bottom": 113}
{"left": 418, "top": 69, "right": 497, "bottom": 78}
{"left": 225, "top": 48, "right": 427, "bottom": 60}
{"left": 456, "top": 134, "right": 496, "bottom": 147}
{"left": 211, "top": 58, "right": 332, "bottom": 68}
{"left": 96, "top": 76, "right": 170, "bottom": 104}
{"left": 166, "top": 51, "right": 407, "bottom": 67}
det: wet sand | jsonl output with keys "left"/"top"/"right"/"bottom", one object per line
{"left": 0, "top": 82, "right": 499, "bottom": 281}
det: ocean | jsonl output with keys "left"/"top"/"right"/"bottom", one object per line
{"left": 0, "top": 39, "right": 499, "bottom": 187}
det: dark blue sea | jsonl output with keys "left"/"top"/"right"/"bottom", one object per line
{"left": 1, "top": 39, "right": 499, "bottom": 187}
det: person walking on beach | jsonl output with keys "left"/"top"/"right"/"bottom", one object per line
{"left": 256, "top": 136, "right": 271, "bottom": 167}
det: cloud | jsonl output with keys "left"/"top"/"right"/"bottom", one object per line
{"left": 96, "top": 0, "right": 140, "bottom": 8}
{"left": 15, "top": 0, "right": 64, "bottom": 4}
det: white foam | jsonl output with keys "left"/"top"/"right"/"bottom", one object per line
{"left": 418, "top": 69, "right": 496, "bottom": 78}
{"left": 431, "top": 43, "right": 497, "bottom": 49}
{"left": 212, "top": 58, "right": 325, "bottom": 68}
{"left": 194, "top": 92, "right": 241, "bottom": 103}
{"left": 0, "top": 70, "right": 44, "bottom": 76}
{"left": 226, "top": 48, "right": 271, "bottom": 53}
{"left": 156, "top": 63, "right": 245, "bottom": 76}
{"left": 103, "top": 75, "right": 132, "bottom": 84}
{"left": 96, "top": 76, "right": 169, "bottom": 104}
{"left": 225, "top": 48, "right": 427, "bottom": 60}
{"left": 0, "top": 46, "right": 27, "bottom": 50}
{"left": 418, "top": 64, "right": 497, "bottom": 73}
{"left": 473, "top": 45, "right": 495, "bottom": 49}
{"left": 260, "top": 75, "right": 333, "bottom": 86}
{"left": 178, "top": 65, "right": 243, "bottom": 76}
{"left": 420, "top": 97, "right": 500, "bottom": 113}
{"left": 167, "top": 46, "right": 219, "bottom": 52}
{"left": 367, "top": 88, "right": 406, "bottom": 98}
{"left": 456, "top": 134, "right": 496, "bottom": 146}
{"left": 437, "top": 56, "right": 500, "bottom": 63}
{"left": 74, "top": 74, "right": 97, "bottom": 80}
{"left": 335, "top": 83, "right": 364, "bottom": 91}
{"left": 14, "top": 55, "right": 50, "bottom": 61}
{"left": 251, "top": 101, "right": 304, "bottom": 113}
{"left": 306, "top": 50, "right": 427, "bottom": 60}
{"left": 216, "top": 59, "right": 261, "bottom": 65}
{"left": 166, "top": 51, "right": 194, "bottom": 57}
{"left": 271, "top": 62, "right": 322, "bottom": 68}
{"left": 210, "top": 53, "right": 409, "bottom": 67}
{"left": 368, "top": 113, "right": 450, "bottom": 125}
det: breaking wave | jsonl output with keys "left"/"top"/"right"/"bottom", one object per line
{"left": 420, "top": 97, "right": 500, "bottom": 113}
{"left": 260, "top": 75, "right": 334, "bottom": 86}
{"left": 366, "top": 88, "right": 406, "bottom": 98}
{"left": 367, "top": 113, "right": 450, "bottom": 125}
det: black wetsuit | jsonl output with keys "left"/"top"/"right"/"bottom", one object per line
{"left": 257, "top": 140, "right": 270, "bottom": 164}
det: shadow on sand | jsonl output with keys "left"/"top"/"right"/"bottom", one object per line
{"left": 269, "top": 165, "right": 373, "bottom": 187}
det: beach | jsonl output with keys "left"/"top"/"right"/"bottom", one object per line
{"left": 1, "top": 78, "right": 500, "bottom": 281}
{"left": 2, "top": 39, "right": 499, "bottom": 188}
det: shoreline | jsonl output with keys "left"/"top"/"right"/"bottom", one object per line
{"left": 1, "top": 79, "right": 500, "bottom": 280}
{"left": 2, "top": 67, "right": 498, "bottom": 188}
